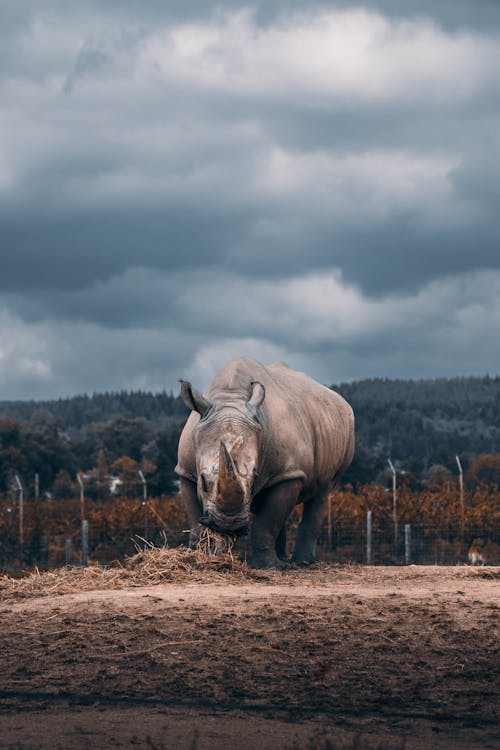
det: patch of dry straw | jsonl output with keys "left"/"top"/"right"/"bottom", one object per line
{"left": 195, "top": 525, "right": 237, "bottom": 555}
{"left": 0, "top": 539, "right": 272, "bottom": 602}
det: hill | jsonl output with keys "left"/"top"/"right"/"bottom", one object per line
{"left": 0, "top": 376, "right": 499, "bottom": 492}
{"left": 333, "top": 375, "right": 500, "bottom": 484}
{"left": 0, "top": 390, "right": 188, "bottom": 428}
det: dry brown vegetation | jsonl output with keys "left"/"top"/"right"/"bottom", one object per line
{"left": 0, "top": 546, "right": 273, "bottom": 601}
{"left": 1, "top": 479, "right": 499, "bottom": 571}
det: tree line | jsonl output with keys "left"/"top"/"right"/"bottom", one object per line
{"left": 0, "top": 375, "right": 499, "bottom": 496}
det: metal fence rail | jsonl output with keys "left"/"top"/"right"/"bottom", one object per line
{"left": 2, "top": 524, "right": 499, "bottom": 573}
{"left": 315, "top": 519, "right": 499, "bottom": 565}
{"left": 1, "top": 493, "right": 498, "bottom": 572}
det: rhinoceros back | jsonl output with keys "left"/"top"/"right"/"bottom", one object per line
{"left": 261, "top": 361, "right": 354, "bottom": 491}
{"left": 176, "top": 357, "right": 354, "bottom": 494}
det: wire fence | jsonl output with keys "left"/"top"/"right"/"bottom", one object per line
{"left": 1, "top": 492, "right": 498, "bottom": 572}
{"left": 315, "top": 523, "right": 499, "bottom": 565}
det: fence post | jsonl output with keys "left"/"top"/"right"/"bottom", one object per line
{"left": 404, "top": 523, "right": 411, "bottom": 565}
{"left": 43, "top": 533, "right": 50, "bottom": 566}
{"left": 82, "top": 520, "right": 89, "bottom": 567}
{"left": 138, "top": 469, "right": 148, "bottom": 547}
{"left": 387, "top": 460, "right": 398, "bottom": 547}
{"left": 366, "top": 510, "right": 372, "bottom": 565}
{"left": 456, "top": 456, "right": 465, "bottom": 555}
{"left": 14, "top": 475, "right": 24, "bottom": 547}
{"left": 65, "top": 538, "right": 72, "bottom": 566}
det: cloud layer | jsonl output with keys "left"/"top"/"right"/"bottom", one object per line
{"left": 1, "top": 1, "right": 499, "bottom": 398}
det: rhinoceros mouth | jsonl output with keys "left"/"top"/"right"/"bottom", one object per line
{"left": 199, "top": 513, "right": 249, "bottom": 536}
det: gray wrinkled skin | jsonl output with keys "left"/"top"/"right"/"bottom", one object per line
{"left": 176, "top": 357, "right": 354, "bottom": 569}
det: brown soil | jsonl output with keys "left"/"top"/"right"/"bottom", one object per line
{"left": 0, "top": 564, "right": 499, "bottom": 750}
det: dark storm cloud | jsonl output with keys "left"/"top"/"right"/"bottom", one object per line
{"left": 1, "top": 0, "right": 500, "bottom": 398}
{"left": 0, "top": 207, "right": 246, "bottom": 292}
{"left": 5, "top": 0, "right": 500, "bottom": 29}
{"left": 2, "top": 145, "right": 499, "bottom": 298}
{"left": 1, "top": 3, "right": 498, "bottom": 293}
{"left": 63, "top": 47, "right": 110, "bottom": 95}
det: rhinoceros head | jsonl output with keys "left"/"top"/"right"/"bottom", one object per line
{"left": 180, "top": 379, "right": 265, "bottom": 533}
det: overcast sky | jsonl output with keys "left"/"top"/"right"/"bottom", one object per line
{"left": 1, "top": 0, "right": 500, "bottom": 400}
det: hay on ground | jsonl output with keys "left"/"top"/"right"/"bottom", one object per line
{"left": 0, "top": 544, "right": 272, "bottom": 602}
{"left": 195, "top": 525, "right": 237, "bottom": 556}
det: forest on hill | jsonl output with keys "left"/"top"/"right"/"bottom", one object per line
{"left": 336, "top": 375, "right": 500, "bottom": 485}
{"left": 0, "top": 375, "right": 499, "bottom": 496}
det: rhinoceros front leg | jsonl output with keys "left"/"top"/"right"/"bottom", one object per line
{"left": 292, "top": 491, "right": 328, "bottom": 565}
{"left": 250, "top": 479, "right": 302, "bottom": 569}
{"left": 275, "top": 526, "right": 287, "bottom": 562}
{"left": 179, "top": 477, "right": 203, "bottom": 547}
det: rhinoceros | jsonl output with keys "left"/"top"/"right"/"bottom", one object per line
{"left": 175, "top": 357, "right": 354, "bottom": 568}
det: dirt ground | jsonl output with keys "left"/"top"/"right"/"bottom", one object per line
{"left": 0, "top": 564, "right": 499, "bottom": 750}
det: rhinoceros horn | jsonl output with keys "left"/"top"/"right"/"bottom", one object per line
{"left": 216, "top": 440, "right": 244, "bottom": 513}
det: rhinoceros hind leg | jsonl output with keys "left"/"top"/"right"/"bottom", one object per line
{"left": 179, "top": 477, "right": 203, "bottom": 548}
{"left": 292, "top": 492, "right": 328, "bottom": 565}
{"left": 250, "top": 479, "right": 302, "bottom": 569}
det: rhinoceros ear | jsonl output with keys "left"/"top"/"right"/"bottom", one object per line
{"left": 248, "top": 380, "right": 265, "bottom": 409}
{"left": 179, "top": 380, "right": 212, "bottom": 416}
